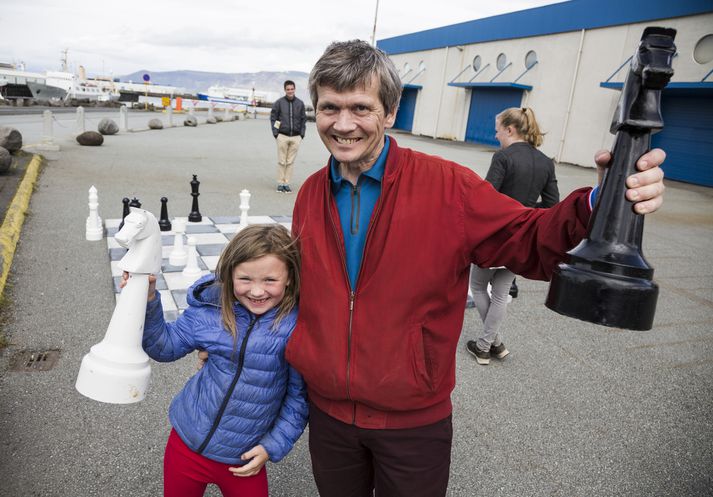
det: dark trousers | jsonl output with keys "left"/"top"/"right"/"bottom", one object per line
{"left": 308, "top": 404, "right": 453, "bottom": 497}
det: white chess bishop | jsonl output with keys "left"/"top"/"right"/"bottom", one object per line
{"left": 76, "top": 207, "right": 162, "bottom": 404}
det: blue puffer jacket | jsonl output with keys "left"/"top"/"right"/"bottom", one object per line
{"left": 143, "top": 274, "right": 308, "bottom": 464}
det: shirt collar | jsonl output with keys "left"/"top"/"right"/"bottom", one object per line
{"left": 330, "top": 136, "right": 390, "bottom": 188}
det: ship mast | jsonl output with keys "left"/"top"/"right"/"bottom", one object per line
{"left": 60, "top": 48, "right": 69, "bottom": 72}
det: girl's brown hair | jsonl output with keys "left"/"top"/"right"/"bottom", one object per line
{"left": 497, "top": 107, "right": 545, "bottom": 148}
{"left": 214, "top": 224, "right": 300, "bottom": 338}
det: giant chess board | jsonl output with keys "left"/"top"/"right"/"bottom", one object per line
{"left": 105, "top": 215, "right": 475, "bottom": 321}
{"left": 106, "top": 215, "right": 293, "bottom": 321}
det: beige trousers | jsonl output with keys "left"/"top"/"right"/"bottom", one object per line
{"left": 276, "top": 134, "right": 302, "bottom": 184}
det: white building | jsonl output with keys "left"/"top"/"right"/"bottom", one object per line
{"left": 377, "top": 0, "right": 713, "bottom": 187}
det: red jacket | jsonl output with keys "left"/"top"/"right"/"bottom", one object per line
{"left": 286, "top": 138, "right": 592, "bottom": 429}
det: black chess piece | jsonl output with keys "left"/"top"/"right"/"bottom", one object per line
{"left": 545, "top": 27, "right": 676, "bottom": 330}
{"left": 118, "top": 197, "right": 130, "bottom": 230}
{"left": 129, "top": 197, "right": 142, "bottom": 208}
{"left": 159, "top": 197, "right": 172, "bottom": 231}
{"left": 188, "top": 174, "right": 202, "bottom": 222}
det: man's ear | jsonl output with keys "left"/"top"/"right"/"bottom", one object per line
{"left": 384, "top": 108, "right": 397, "bottom": 129}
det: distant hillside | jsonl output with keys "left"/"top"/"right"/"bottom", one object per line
{"left": 118, "top": 70, "right": 310, "bottom": 103}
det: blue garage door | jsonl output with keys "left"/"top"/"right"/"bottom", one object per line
{"left": 651, "top": 93, "right": 713, "bottom": 187}
{"left": 465, "top": 88, "right": 523, "bottom": 146}
{"left": 394, "top": 87, "right": 418, "bottom": 132}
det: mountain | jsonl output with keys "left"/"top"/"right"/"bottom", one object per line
{"left": 117, "top": 69, "right": 310, "bottom": 103}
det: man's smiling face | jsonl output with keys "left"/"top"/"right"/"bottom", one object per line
{"left": 315, "top": 76, "right": 396, "bottom": 171}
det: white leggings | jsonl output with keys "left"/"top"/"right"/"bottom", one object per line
{"left": 469, "top": 266, "right": 516, "bottom": 352}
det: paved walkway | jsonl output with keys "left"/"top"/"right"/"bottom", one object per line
{"left": 0, "top": 115, "right": 711, "bottom": 496}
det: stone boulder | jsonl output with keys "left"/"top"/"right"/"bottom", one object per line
{"left": 76, "top": 131, "right": 104, "bottom": 146}
{"left": 184, "top": 116, "right": 198, "bottom": 127}
{"left": 0, "top": 126, "right": 22, "bottom": 152}
{"left": 148, "top": 118, "right": 164, "bottom": 130}
{"left": 0, "top": 147, "right": 12, "bottom": 173}
{"left": 206, "top": 116, "right": 217, "bottom": 124}
{"left": 98, "top": 118, "right": 119, "bottom": 135}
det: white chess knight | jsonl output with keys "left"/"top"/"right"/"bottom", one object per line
{"left": 76, "top": 207, "right": 163, "bottom": 404}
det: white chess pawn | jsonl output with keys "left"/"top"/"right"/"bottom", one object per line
{"left": 85, "top": 185, "right": 103, "bottom": 241}
{"left": 182, "top": 236, "right": 202, "bottom": 283}
{"left": 239, "top": 189, "right": 251, "bottom": 230}
{"left": 169, "top": 218, "right": 188, "bottom": 267}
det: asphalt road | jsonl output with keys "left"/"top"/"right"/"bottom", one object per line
{"left": 0, "top": 116, "right": 711, "bottom": 496}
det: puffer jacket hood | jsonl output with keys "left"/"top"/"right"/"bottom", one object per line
{"left": 186, "top": 273, "right": 222, "bottom": 308}
{"left": 143, "top": 274, "right": 308, "bottom": 464}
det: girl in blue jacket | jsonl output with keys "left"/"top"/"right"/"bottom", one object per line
{"left": 139, "top": 224, "right": 307, "bottom": 497}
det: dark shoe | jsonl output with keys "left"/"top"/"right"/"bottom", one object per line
{"left": 509, "top": 279, "right": 518, "bottom": 299}
{"left": 283, "top": 184, "right": 293, "bottom": 193}
{"left": 466, "top": 340, "right": 490, "bottom": 365}
{"left": 490, "top": 343, "right": 510, "bottom": 360}
{"left": 276, "top": 184, "right": 285, "bottom": 193}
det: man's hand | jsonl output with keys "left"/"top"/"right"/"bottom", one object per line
{"left": 594, "top": 148, "right": 666, "bottom": 215}
{"left": 229, "top": 445, "right": 269, "bottom": 477}
{"left": 197, "top": 350, "right": 208, "bottom": 370}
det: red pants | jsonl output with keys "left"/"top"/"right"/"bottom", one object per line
{"left": 163, "top": 428, "right": 268, "bottom": 497}
{"left": 308, "top": 404, "right": 453, "bottom": 497}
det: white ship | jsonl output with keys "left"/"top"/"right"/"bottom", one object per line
{"left": 0, "top": 63, "right": 68, "bottom": 102}
{"left": 197, "top": 85, "right": 279, "bottom": 106}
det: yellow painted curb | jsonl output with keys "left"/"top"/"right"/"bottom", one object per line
{"left": 0, "top": 154, "right": 44, "bottom": 299}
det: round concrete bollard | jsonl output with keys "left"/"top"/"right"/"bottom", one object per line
{"left": 98, "top": 118, "right": 119, "bottom": 135}
{"left": 0, "top": 146, "right": 12, "bottom": 173}
{"left": 0, "top": 126, "right": 22, "bottom": 152}
{"left": 76, "top": 131, "right": 104, "bottom": 146}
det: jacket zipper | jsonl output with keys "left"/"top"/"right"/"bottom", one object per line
{"left": 288, "top": 100, "right": 293, "bottom": 136}
{"left": 327, "top": 169, "right": 386, "bottom": 424}
{"left": 197, "top": 315, "right": 259, "bottom": 454}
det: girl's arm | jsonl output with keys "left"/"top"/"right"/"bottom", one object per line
{"left": 256, "top": 365, "right": 309, "bottom": 463}
{"left": 143, "top": 290, "right": 199, "bottom": 362}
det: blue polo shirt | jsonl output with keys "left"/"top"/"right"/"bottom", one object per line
{"left": 330, "top": 137, "right": 390, "bottom": 289}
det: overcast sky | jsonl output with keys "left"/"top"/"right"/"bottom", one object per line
{"left": 2, "top": 0, "right": 565, "bottom": 77}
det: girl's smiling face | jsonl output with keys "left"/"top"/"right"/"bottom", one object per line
{"left": 232, "top": 255, "right": 289, "bottom": 315}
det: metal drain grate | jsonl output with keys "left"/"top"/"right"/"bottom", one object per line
{"left": 9, "top": 350, "right": 60, "bottom": 372}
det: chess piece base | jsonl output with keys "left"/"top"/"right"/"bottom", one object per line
{"left": 75, "top": 345, "right": 151, "bottom": 404}
{"left": 545, "top": 263, "right": 658, "bottom": 330}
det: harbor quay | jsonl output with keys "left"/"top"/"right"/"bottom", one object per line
{"left": 0, "top": 115, "right": 711, "bottom": 496}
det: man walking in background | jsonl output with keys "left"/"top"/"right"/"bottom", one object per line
{"left": 270, "top": 80, "right": 306, "bottom": 193}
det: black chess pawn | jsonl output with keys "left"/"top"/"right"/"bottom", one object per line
{"left": 188, "top": 174, "right": 202, "bottom": 222}
{"left": 118, "top": 197, "right": 130, "bottom": 230}
{"left": 159, "top": 197, "right": 172, "bottom": 231}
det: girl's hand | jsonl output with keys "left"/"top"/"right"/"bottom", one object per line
{"left": 119, "top": 271, "right": 158, "bottom": 302}
{"left": 229, "top": 445, "right": 268, "bottom": 477}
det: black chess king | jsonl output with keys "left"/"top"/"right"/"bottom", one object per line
{"left": 545, "top": 27, "right": 676, "bottom": 330}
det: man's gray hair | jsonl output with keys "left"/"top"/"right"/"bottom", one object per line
{"left": 309, "top": 40, "right": 402, "bottom": 114}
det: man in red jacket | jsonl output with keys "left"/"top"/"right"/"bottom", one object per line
{"left": 285, "top": 40, "right": 666, "bottom": 497}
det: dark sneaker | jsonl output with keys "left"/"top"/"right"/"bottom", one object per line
{"left": 490, "top": 343, "right": 510, "bottom": 360}
{"left": 509, "top": 279, "right": 518, "bottom": 298}
{"left": 276, "top": 184, "right": 285, "bottom": 193}
{"left": 283, "top": 184, "right": 293, "bottom": 193}
{"left": 466, "top": 340, "right": 490, "bottom": 365}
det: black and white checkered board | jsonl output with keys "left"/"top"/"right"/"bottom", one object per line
{"left": 105, "top": 215, "right": 475, "bottom": 321}
{"left": 105, "top": 215, "right": 293, "bottom": 321}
